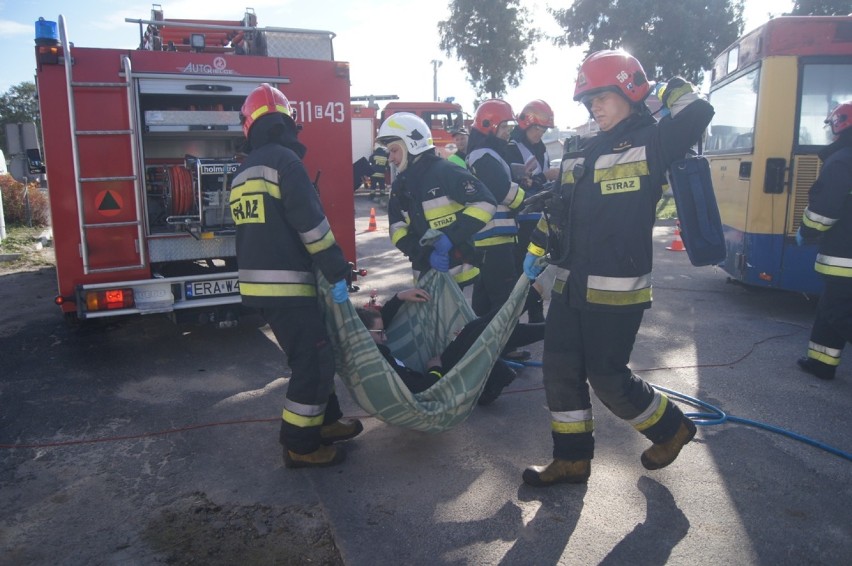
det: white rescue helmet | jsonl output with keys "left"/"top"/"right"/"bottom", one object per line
{"left": 376, "top": 112, "right": 435, "bottom": 155}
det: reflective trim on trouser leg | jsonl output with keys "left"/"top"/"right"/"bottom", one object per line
{"left": 634, "top": 394, "right": 685, "bottom": 444}
{"left": 807, "top": 340, "right": 842, "bottom": 367}
{"left": 281, "top": 400, "right": 326, "bottom": 455}
{"left": 264, "top": 305, "right": 337, "bottom": 454}
{"left": 543, "top": 300, "right": 594, "bottom": 460}
{"left": 550, "top": 409, "right": 595, "bottom": 461}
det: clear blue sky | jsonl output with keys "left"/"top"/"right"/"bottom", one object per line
{"left": 1, "top": 0, "right": 790, "bottom": 129}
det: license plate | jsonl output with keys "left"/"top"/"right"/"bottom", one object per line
{"left": 185, "top": 278, "right": 240, "bottom": 299}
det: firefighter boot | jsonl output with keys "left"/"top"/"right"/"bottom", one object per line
{"left": 641, "top": 416, "right": 697, "bottom": 470}
{"left": 320, "top": 418, "right": 364, "bottom": 445}
{"left": 522, "top": 459, "right": 591, "bottom": 487}
{"left": 797, "top": 357, "right": 836, "bottom": 380}
{"left": 478, "top": 363, "right": 517, "bottom": 406}
{"left": 284, "top": 445, "right": 345, "bottom": 469}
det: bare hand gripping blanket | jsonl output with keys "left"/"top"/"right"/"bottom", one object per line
{"left": 316, "top": 269, "right": 529, "bottom": 432}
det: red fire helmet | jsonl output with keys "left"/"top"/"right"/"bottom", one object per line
{"left": 825, "top": 100, "right": 852, "bottom": 137}
{"left": 472, "top": 99, "right": 515, "bottom": 135}
{"left": 573, "top": 49, "right": 651, "bottom": 105}
{"left": 240, "top": 83, "right": 292, "bottom": 138}
{"left": 517, "top": 99, "right": 555, "bottom": 130}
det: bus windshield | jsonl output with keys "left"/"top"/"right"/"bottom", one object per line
{"left": 798, "top": 62, "right": 852, "bottom": 147}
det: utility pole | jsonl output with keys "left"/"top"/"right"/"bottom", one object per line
{"left": 431, "top": 59, "right": 442, "bottom": 102}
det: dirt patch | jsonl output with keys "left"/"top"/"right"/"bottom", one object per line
{"left": 144, "top": 492, "right": 343, "bottom": 565}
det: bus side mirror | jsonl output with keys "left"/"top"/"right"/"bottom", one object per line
{"left": 763, "top": 158, "right": 786, "bottom": 194}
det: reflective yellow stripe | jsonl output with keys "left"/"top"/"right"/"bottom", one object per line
{"left": 561, "top": 157, "right": 584, "bottom": 185}
{"left": 301, "top": 218, "right": 333, "bottom": 245}
{"left": 424, "top": 196, "right": 464, "bottom": 218}
{"left": 594, "top": 147, "right": 649, "bottom": 182}
{"left": 815, "top": 254, "right": 852, "bottom": 278}
{"left": 807, "top": 341, "right": 842, "bottom": 366}
{"left": 594, "top": 161, "right": 650, "bottom": 182}
{"left": 528, "top": 243, "right": 546, "bottom": 257}
{"left": 587, "top": 287, "right": 652, "bottom": 305}
{"left": 552, "top": 420, "right": 595, "bottom": 434}
{"left": 250, "top": 103, "right": 290, "bottom": 121}
{"left": 229, "top": 178, "right": 281, "bottom": 201}
{"left": 390, "top": 221, "right": 409, "bottom": 245}
{"left": 802, "top": 207, "right": 835, "bottom": 231}
{"left": 586, "top": 274, "right": 652, "bottom": 305}
{"left": 239, "top": 269, "right": 314, "bottom": 284}
{"left": 551, "top": 409, "right": 595, "bottom": 434}
{"left": 282, "top": 409, "right": 324, "bottom": 428}
{"left": 462, "top": 201, "right": 496, "bottom": 223}
{"left": 507, "top": 185, "right": 525, "bottom": 209}
{"left": 304, "top": 230, "right": 338, "bottom": 255}
{"left": 240, "top": 282, "right": 317, "bottom": 297}
{"left": 230, "top": 166, "right": 282, "bottom": 200}
{"left": 475, "top": 235, "right": 516, "bottom": 247}
{"left": 451, "top": 264, "right": 480, "bottom": 285}
{"left": 631, "top": 393, "right": 668, "bottom": 431}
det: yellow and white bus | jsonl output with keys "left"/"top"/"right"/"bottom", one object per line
{"left": 705, "top": 15, "right": 852, "bottom": 294}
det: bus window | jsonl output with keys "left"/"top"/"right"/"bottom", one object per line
{"left": 706, "top": 68, "right": 759, "bottom": 152}
{"left": 798, "top": 63, "right": 852, "bottom": 147}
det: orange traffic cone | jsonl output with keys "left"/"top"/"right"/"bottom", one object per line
{"left": 666, "top": 221, "right": 686, "bottom": 252}
{"left": 367, "top": 207, "right": 377, "bottom": 232}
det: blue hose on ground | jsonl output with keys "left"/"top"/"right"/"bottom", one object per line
{"left": 501, "top": 358, "right": 852, "bottom": 463}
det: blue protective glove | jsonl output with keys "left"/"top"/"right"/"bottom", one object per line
{"left": 429, "top": 234, "right": 453, "bottom": 272}
{"left": 795, "top": 227, "right": 804, "bottom": 247}
{"left": 331, "top": 279, "right": 349, "bottom": 304}
{"left": 523, "top": 252, "right": 545, "bottom": 281}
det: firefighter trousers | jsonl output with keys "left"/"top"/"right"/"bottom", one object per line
{"left": 263, "top": 305, "right": 343, "bottom": 455}
{"left": 542, "top": 297, "right": 683, "bottom": 460}
{"left": 807, "top": 275, "right": 852, "bottom": 369}
{"left": 472, "top": 243, "right": 519, "bottom": 317}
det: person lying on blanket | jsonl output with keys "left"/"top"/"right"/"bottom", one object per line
{"left": 355, "top": 288, "right": 545, "bottom": 405}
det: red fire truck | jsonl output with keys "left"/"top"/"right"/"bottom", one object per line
{"left": 34, "top": 7, "right": 356, "bottom": 325}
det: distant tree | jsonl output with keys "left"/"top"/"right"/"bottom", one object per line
{"left": 790, "top": 0, "right": 852, "bottom": 15}
{"left": 0, "top": 82, "right": 40, "bottom": 155}
{"left": 550, "top": 0, "right": 745, "bottom": 84}
{"left": 439, "top": 0, "right": 541, "bottom": 100}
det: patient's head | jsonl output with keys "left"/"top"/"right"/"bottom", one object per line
{"left": 356, "top": 307, "right": 386, "bottom": 344}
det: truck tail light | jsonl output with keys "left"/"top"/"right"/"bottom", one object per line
{"left": 85, "top": 288, "right": 134, "bottom": 311}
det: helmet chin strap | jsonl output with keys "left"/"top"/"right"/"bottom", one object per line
{"left": 388, "top": 140, "right": 409, "bottom": 172}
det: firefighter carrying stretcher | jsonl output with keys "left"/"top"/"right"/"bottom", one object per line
{"left": 229, "top": 84, "right": 362, "bottom": 469}
{"left": 521, "top": 50, "right": 715, "bottom": 487}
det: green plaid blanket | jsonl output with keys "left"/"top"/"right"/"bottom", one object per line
{"left": 317, "top": 269, "right": 529, "bottom": 432}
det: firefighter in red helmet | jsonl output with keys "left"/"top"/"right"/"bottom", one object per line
{"left": 467, "top": 99, "right": 531, "bottom": 364}
{"left": 230, "top": 83, "right": 362, "bottom": 468}
{"left": 504, "top": 99, "right": 561, "bottom": 324}
{"left": 521, "top": 50, "right": 715, "bottom": 486}
{"left": 795, "top": 100, "right": 852, "bottom": 381}
{"left": 467, "top": 101, "right": 524, "bottom": 308}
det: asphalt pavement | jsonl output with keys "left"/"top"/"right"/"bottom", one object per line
{"left": 1, "top": 192, "right": 850, "bottom": 565}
